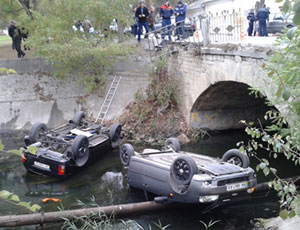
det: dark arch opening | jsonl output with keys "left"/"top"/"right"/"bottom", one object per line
{"left": 190, "top": 81, "right": 275, "bottom": 130}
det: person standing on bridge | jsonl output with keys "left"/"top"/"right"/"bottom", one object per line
{"left": 8, "top": 21, "right": 25, "bottom": 58}
{"left": 174, "top": 1, "right": 186, "bottom": 40}
{"left": 160, "top": 0, "right": 173, "bottom": 41}
{"left": 247, "top": 9, "right": 255, "bottom": 36}
{"left": 135, "top": 0, "right": 149, "bottom": 43}
{"left": 148, "top": 7, "right": 159, "bottom": 39}
{"left": 256, "top": 4, "right": 270, "bottom": 36}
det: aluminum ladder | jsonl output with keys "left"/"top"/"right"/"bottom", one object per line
{"left": 95, "top": 75, "right": 122, "bottom": 124}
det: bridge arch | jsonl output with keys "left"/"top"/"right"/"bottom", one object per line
{"left": 190, "top": 81, "right": 272, "bottom": 130}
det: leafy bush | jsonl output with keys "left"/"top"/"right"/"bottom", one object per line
{"left": 0, "top": 0, "right": 135, "bottom": 94}
{"left": 238, "top": 0, "right": 300, "bottom": 220}
{"left": 147, "top": 58, "right": 179, "bottom": 108}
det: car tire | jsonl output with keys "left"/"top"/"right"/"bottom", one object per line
{"left": 222, "top": 149, "right": 250, "bottom": 168}
{"left": 171, "top": 156, "right": 198, "bottom": 185}
{"left": 109, "top": 123, "right": 122, "bottom": 148}
{"left": 120, "top": 144, "right": 134, "bottom": 166}
{"left": 165, "top": 137, "right": 181, "bottom": 152}
{"left": 71, "top": 135, "right": 90, "bottom": 167}
{"left": 29, "top": 123, "right": 48, "bottom": 143}
{"left": 71, "top": 111, "right": 85, "bottom": 126}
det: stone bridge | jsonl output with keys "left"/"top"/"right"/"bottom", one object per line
{"left": 167, "top": 44, "right": 275, "bottom": 130}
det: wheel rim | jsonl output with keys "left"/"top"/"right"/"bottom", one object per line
{"left": 121, "top": 146, "right": 129, "bottom": 164}
{"left": 173, "top": 159, "right": 191, "bottom": 182}
{"left": 78, "top": 140, "right": 88, "bottom": 158}
{"left": 227, "top": 156, "right": 243, "bottom": 167}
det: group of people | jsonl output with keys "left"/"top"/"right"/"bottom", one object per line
{"left": 8, "top": 21, "right": 28, "bottom": 58}
{"left": 247, "top": 5, "right": 270, "bottom": 37}
{"left": 132, "top": 0, "right": 187, "bottom": 43}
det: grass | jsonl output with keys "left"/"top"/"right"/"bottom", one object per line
{"left": 0, "top": 36, "right": 11, "bottom": 46}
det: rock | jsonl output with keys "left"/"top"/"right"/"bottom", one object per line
{"left": 263, "top": 216, "right": 300, "bottom": 230}
{"left": 135, "top": 56, "right": 142, "bottom": 62}
{"left": 176, "top": 133, "right": 190, "bottom": 145}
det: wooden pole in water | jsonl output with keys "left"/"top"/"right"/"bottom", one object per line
{"left": 0, "top": 176, "right": 299, "bottom": 227}
{"left": 0, "top": 201, "right": 171, "bottom": 227}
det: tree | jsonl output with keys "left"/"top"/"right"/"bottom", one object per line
{"left": 238, "top": 0, "right": 300, "bottom": 220}
{"left": 0, "top": 0, "right": 135, "bottom": 93}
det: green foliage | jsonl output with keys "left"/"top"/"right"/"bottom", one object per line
{"left": 61, "top": 210, "right": 143, "bottom": 230}
{"left": 199, "top": 219, "right": 221, "bottom": 230}
{"left": 147, "top": 58, "right": 179, "bottom": 108}
{"left": 7, "top": 148, "right": 23, "bottom": 157}
{"left": 120, "top": 57, "right": 185, "bottom": 145}
{"left": 238, "top": 0, "right": 300, "bottom": 220}
{"left": 61, "top": 199, "right": 143, "bottom": 230}
{"left": 0, "top": 139, "right": 23, "bottom": 157}
{"left": 0, "top": 139, "right": 4, "bottom": 151}
{"left": 0, "top": 67, "right": 17, "bottom": 75}
{"left": 0, "top": 0, "right": 135, "bottom": 93}
{"left": 151, "top": 220, "right": 171, "bottom": 230}
{"left": 0, "top": 190, "right": 41, "bottom": 212}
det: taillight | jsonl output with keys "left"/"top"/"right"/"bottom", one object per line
{"left": 22, "top": 154, "right": 27, "bottom": 163}
{"left": 58, "top": 165, "right": 65, "bottom": 176}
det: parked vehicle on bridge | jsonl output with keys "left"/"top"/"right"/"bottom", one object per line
{"left": 255, "top": 13, "right": 295, "bottom": 34}
{"left": 22, "top": 111, "right": 122, "bottom": 178}
{"left": 154, "top": 18, "right": 196, "bottom": 37}
{"left": 120, "top": 138, "right": 257, "bottom": 207}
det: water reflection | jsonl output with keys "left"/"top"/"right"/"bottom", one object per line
{"left": 0, "top": 130, "right": 299, "bottom": 230}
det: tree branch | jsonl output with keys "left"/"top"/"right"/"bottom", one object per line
{"left": 17, "top": 0, "right": 33, "bottom": 18}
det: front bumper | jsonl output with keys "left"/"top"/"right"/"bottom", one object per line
{"left": 170, "top": 171, "right": 257, "bottom": 204}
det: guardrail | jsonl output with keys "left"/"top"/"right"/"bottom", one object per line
{"left": 146, "top": 19, "right": 202, "bottom": 60}
{"left": 207, "top": 9, "right": 243, "bottom": 43}
{"left": 146, "top": 11, "right": 244, "bottom": 60}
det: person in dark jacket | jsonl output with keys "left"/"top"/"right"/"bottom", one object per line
{"left": 135, "top": 1, "right": 149, "bottom": 42}
{"left": 174, "top": 1, "right": 186, "bottom": 40}
{"left": 8, "top": 21, "right": 25, "bottom": 58}
{"left": 8, "top": 21, "right": 17, "bottom": 50}
{"left": 247, "top": 9, "right": 255, "bottom": 36}
{"left": 160, "top": 0, "right": 173, "bottom": 41}
{"left": 256, "top": 5, "right": 270, "bottom": 36}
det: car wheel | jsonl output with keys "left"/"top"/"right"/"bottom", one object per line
{"left": 165, "top": 137, "right": 181, "bottom": 152}
{"left": 222, "top": 149, "right": 250, "bottom": 168}
{"left": 71, "top": 135, "right": 90, "bottom": 167}
{"left": 120, "top": 144, "right": 134, "bottom": 166}
{"left": 29, "top": 123, "right": 48, "bottom": 143}
{"left": 286, "top": 24, "right": 293, "bottom": 29}
{"left": 109, "top": 123, "right": 122, "bottom": 148}
{"left": 71, "top": 111, "right": 85, "bottom": 126}
{"left": 171, "top": 156, "right": 198, "bottom": 185}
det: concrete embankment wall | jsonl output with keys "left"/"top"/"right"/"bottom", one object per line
{"left": 0, "top": 57, "right": 149, "bottom": 130}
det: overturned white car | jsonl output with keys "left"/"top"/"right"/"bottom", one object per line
{"left": 120, "top": 138, "right": 257, "bottom": 205}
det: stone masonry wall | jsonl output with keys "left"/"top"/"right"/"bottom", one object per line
{"left": 167, "top": 46, "right": 272, "bottom": 130}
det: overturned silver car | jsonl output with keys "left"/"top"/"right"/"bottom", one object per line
{"left": 120, "top": 138, "right": 257, "bottom": 205}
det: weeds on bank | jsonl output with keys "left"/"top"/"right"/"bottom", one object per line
{"left": 199, "top": 219, "right": 221, "bottom": 230}
{"left": 61, "top": 198, "right": 171, "bottom": 230}
{"left": 120, "top": 57, "right": 188, "bottom": 145}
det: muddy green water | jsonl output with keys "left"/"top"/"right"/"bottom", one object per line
{"left": 0, "top": 130, "right": 299, "bottom": 230}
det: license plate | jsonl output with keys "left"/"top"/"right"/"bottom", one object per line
{"left": 34, "top": 161, "right": 50, "bottom": 170}
{"left": 226, "top": 181, "right": 248, "bottom": 191}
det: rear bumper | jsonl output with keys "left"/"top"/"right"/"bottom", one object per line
{"left": 23, "top": 139, "right": 112, "bottom": 178}
{"left": 23, "top": 153, "right": 73, "bottom": 179}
